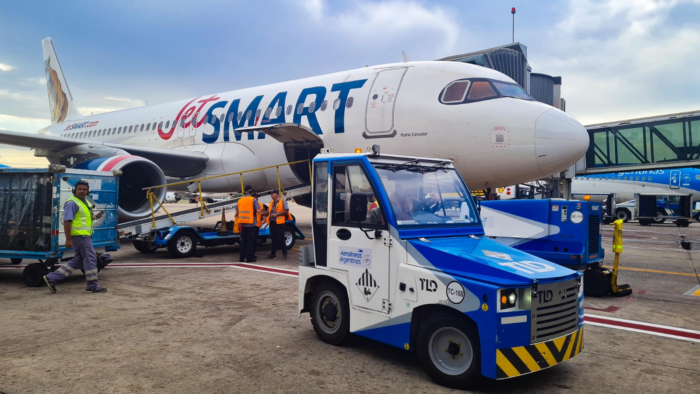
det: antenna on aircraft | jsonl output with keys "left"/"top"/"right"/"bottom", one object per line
{"left": 402, "top": 51, "right": 410, "bottom": 63}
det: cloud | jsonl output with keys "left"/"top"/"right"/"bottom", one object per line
{"left": 0, "top": 146, "right": 48, "bottom": 167}
{"left": 300, "top": 0, "right": 461, "bottom": 57}
{"left": 539, "top": 0, "right": 700, "bottom": 124}
{"left": 0, "top": 113, "right": 50, "bottom": 133}
{"left": 105, "top": 96, "right": 146, "bottom": 105}
{"left": 0, "top": 63, "right": 14, "bottom": 72}
{"left": 301, "top": 0, "right": 323, "bottom": 20}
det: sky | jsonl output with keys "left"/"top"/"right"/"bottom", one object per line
{"left": 0, "top": 0, "right": 699, "bottom": 166}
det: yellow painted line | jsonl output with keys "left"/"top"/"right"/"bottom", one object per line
{"left": 692, "top": 288, "right": 700, "bottom": 296}
{"left": 512, "top": 347, "right": 540, "bottom": 372}
{"left": 602, "top": 266, "right": 697, "bottom": 278}
{"left": 496, "top": 350, "right": 520, "bottom": 377}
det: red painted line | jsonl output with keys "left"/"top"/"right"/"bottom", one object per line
{"left": 584, "top": 315, "right": 700, "bottom": 342}
{"left": 234, "top": 263, "right": 298, "bottom": 276}
{"left": 584, "top": 306, "right": 620, "bottom": 313}
{"left": 102, "top": 155, "right": 136, "bottom": 171}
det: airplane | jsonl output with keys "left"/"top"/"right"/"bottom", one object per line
{"left": 571, "top": 168, "right": 700, "bottom": 202}
{"left": 0, "top": 38, "right": 588, "bottom": 221}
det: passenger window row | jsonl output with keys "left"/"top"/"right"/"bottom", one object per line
{"left": 63, "top": 97, "right": 355, "bottom": 139}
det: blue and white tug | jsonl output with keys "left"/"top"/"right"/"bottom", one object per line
{"left": 298, "top": 150, "right": 584, "bottom": 389}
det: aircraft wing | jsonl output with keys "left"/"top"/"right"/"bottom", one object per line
{"left": 0, "top": 129, "right": 208, "bottom": 177}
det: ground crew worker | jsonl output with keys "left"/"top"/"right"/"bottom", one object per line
{"left": 235, "top": 185, "right": 261, "bottom": 263}
{"left": 369, "top": 195, "right": 379, "bottom": 210}
{"left": 265, "top": 190, "right": 289, "bottom": 260}
{"left": 43, "top": 180, "right": 106, "bottom": 293}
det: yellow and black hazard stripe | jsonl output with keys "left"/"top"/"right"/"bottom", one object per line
{"left": 496, "top": 327, "right": 584, "bottom": 379}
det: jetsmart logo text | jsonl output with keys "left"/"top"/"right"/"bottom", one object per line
{"left": 64, "top": 121, "right": 99, "bottom": 131}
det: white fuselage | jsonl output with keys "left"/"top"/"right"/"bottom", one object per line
{"left": 44, "top": 61, "right": 589, "bottom": 192}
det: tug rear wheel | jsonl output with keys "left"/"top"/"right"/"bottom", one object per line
{"left": 310, "top": 280, "right": 350, "bottom": 345}
{"left": 417, "top": 313, "right": 481, "bottom": 389}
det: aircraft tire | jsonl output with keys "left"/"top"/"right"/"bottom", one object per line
{"left": 615, "top": 208, "right": 631, "bottom": 223}
{"left": 310, "top": 279, "right": 350, "bottom": 345}
{"left": 417, "top": 312, "right": 482, "bottom": 389}
{"left": 10, "top": 258, "right": 22, "bottom": 264}
{"left": 584, "top": 268, "right": 610, "bottom": 297}
{"left": 167, "top": 231, "right": 198, "bottom": 258}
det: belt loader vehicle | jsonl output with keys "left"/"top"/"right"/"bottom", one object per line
{"left": 298, "top": 149, "right": 584, "bottom": 389}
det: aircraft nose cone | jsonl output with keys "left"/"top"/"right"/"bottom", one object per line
{"left": 534, "top": 109, "right": 589, "bottom": 176}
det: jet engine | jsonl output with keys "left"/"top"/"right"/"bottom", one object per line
{"left": 75, "top": 155, "right": 167, "bottom": 221}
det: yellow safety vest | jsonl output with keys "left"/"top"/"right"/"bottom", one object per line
{"left": 69, "top": 196, "right": 93, "bottom": 236}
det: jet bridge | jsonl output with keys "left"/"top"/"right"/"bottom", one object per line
{"left": 576, "top": 110, "right": 700, "bottom": 175}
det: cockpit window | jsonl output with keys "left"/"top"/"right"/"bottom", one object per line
{"left": 492, "top": 81, "right": 532, "bottom": 100}
{"left": 439, "top": 78, "right": 532, "bottom": 105}
{"left": 441, "top": 81, "right": 470, "bottom": 103}
{"left": 466, "top": 81, "right": 498, "bottom": 101}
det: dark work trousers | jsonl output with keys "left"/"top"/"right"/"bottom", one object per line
{"left": 269, "top": 222, "right": 287, "bottom": 257}
{"left": 46, "top": 236, "right": 100, "bottom": 290}
{"left": 239, "top": 226, "right": 258, "bottom": 261}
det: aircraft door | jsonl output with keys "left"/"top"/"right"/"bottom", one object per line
{"left": 326, "top": 163, "right": 390, "bottom": 313}
{"left": 364, "top": 68, "right": 407, "bottom": 138}
{"left": 670, "top": 170, "right": 681, "bottom": 189}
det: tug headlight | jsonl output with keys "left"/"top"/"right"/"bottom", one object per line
{"left": 499, "top": 288, "right": 519, "bottom": 311}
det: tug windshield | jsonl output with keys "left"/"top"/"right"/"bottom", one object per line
{"left": 373, "top": 161, "right": 480, "bottom": 229}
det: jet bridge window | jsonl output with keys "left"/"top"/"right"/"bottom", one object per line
{"left": 441, "top": 80, "right": 470, "bottom": 103}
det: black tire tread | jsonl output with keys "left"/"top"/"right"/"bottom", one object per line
{"left": 309, "top": 279, "right": 350, "bottom": 345}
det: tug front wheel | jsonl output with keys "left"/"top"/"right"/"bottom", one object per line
{"left": 417, "top": 313, "right": 481, "bottom": 390}
{"left": 310, "top": 280, "right": 350, "bottom": 345}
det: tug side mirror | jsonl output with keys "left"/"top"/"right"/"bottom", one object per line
{"left": 350, "top": 194, "right": 368, "bottom": 222}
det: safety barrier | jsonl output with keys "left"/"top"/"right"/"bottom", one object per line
{"left": 141, "top": 159, "right": 311, "bottom": 227}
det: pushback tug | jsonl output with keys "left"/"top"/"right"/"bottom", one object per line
{"left": 297, "top": 147, "right": 584, "bottom": 389}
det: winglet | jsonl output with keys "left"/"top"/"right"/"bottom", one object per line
{"left": 402, "top": 51, "right": 410, "bottom": 63}
{"left": 42, "top": 38, "right": 82, "bottom": 124}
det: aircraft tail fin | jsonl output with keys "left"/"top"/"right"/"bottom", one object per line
{"left": 42, "top": 37, "right": 82, "bottom": 124}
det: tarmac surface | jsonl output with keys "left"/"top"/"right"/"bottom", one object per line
{"left": 1, "top": 202, "right": 700, "bottom": 393}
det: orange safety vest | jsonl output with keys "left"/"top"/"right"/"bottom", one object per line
{"left": 237, "top": 196, "right": 255, "bottom": 225}
{"left": 255, "top": 201, "right": 263, "bottom": 228}
{"left": 267, "top": 199, "right": 287, "bottom": 225}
